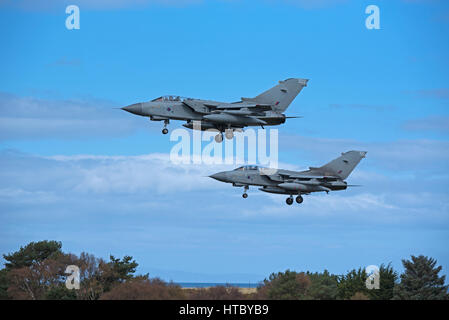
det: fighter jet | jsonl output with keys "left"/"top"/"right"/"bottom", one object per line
{"left": 209, "top": 151, "right": 366, "bottom": 205}
{"left": 121, "top": 78, "right": 308, "bottom": 143}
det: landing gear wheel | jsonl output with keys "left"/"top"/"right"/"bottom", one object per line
{"left": 296, "top": 195, "right": 303, "bottom": 204}
{"left": 242, "top": 185, "right": 249, "bottom": 198}
{"left": 162, "top": 119, "right": 169, "bottom": 135}
{"left": 215, "top": 133, "right": 223, "bottom": 143}
{"left": 225, "top": 129, "right": 234, "bottom": 140}
{"left": 286, "top": 197, "right": 293, "bottom": 205}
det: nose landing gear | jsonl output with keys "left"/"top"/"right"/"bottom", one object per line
{"left": 162, "top": 119, "right": 169, "bottom": 134}
{"left": 242, "top": 185, "right": 249, "bottom": 199}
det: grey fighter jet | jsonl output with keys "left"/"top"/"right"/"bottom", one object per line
{"left": 209, "top": 151, "right": 366, "bottom": 205}
{"left": 121, "top": 78, "right": 308, "bottom": 142}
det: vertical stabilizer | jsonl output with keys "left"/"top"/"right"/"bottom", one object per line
{"left": 248, "top": 78, "right": 308, "bottom": 112}
{"left": 318, "top": 151, "right": 367, "bottom": 179}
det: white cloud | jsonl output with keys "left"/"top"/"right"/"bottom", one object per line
{"left": 404, "top": 88, "right": 449, "bottom": 99}
{"left": 1, "top": 149, "right": 448, "bottom": 282}
{"left": 244, "top": 192, "right": 397, "bottom": 217}
{"left": 402, "top": 116, "right": 449, "bottom": 134}
{"left": 280, "top": 135, "right": 449, "bottom": 173}
{"left": 41, "top": 153, "right": 302, "bottom": 195}
{"left": 2, "top": 152, "right": 232, "bottom": 196}
{"left": 0, "top": 92, "right": 145, "bottom": 140}
{"left": 0, "top": 188, "right": 59, "bottom": 204}
{"left": 1, "top": 150, "right": 447, "bottom": 227}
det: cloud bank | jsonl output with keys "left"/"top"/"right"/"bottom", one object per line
{"left": 0, "top": 149, "right": 448, "bottom": 280}
{"left": 0, "top": 92, "right": 145, "bottom": 140}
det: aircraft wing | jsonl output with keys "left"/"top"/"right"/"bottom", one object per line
{"left": 289, "top": 174, "right": 339, "bottom": 180}
{"left": 182, "top": 99, "right": 214, "bottom": 113}
{"left": 205, "top": 103, "right": 273, "bottom": 116}
{"left": 182, "top": 99, "right": 272, "bottom": 114}
{"left": 213, "top": 103, "right": 272, "bottom": 110}
{"left": 275, "top": 171, "right": 340, "bottom": 182}
{"left": 216, "top": 108, "right": 273, "bottom": 117}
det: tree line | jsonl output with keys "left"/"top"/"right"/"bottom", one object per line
{"left": 0, "top": 240, "right": 447, "bottom": 300}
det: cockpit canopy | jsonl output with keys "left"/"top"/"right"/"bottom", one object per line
{"left": 234, "top": 165, "right": 260, "bottom": 171}
{"left": 151, "top": 95, "right": 193, "bottom": 102}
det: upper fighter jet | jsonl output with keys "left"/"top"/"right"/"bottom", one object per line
{"left": 209, "top": 151, "right": 366, "bottom": 205}
{"left": 121, "top": 78, "right": 308, "bottom": 143}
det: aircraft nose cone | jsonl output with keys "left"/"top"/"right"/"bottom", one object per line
{"left": 209, "top": 172, "right": 228, "bottom": 182}
{"left": 122, "top": 103, "right": 143, "bottom": 115}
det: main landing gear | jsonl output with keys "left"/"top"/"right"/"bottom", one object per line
{"left": 286, "top": 195, "right": 303, "bottom": 206}
{"left": 215, "top": 129, "right": 234, "bottom": 143}
{"left": 162, "top": 120, "right": 169, "bottom": 134}
{"left": 215, "top": 132, "right": 223, "bottom": 143}
{"left": 242, "top": 185, "right": 249, "bottom": 199}
{"left": 225, "top": 129, "right": 234, "bottom": 140}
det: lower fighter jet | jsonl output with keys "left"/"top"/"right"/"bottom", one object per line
{"left": 209, "top": 151, "right": 366, "bottom": 205}
{"left": 121, "top": 78, "right": 308, "bottom": 143}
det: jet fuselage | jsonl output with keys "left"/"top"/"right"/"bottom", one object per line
{"left": 209, "top": 151, "right": 366, "bottom": 205}
{"left": 121, "top": 78, "right": 308, "bottom": 142}
{"left": 124, "top": 100, "right": 287, "bottom": 127}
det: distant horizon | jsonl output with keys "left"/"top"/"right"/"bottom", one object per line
{"left": 175, "top": 282, "right": 262, "bottom": 289}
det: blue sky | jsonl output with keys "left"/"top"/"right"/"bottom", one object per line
{"left": 0, "top": 0, "right": 448, "bottom": 282}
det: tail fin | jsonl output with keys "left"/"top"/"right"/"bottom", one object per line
{"left": 318, "top": 151, "right": 367, "bottom": 180}
{"left": 246, "top": 78, "right": 308, "bottom": 113}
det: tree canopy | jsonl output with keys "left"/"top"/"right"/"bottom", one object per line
{"left": 0, "top": 241, "right": 448, "bottom": 300}
{"left": 393, "top": 255, "right": 448, "bottom": 300}
{"left": 3, "top": 240, "right": 62, "bottom": 270}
